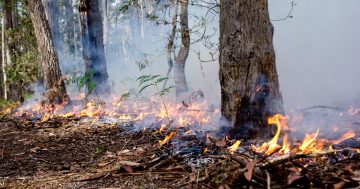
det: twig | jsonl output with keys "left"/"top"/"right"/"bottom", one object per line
{"left": 299, "top": 105, "right": 342, "bottom": 112}
{"left": 266, "top": 170, "right": 271, "bottom": 189}
{"left": 258, "top": 150, "right": 343, "bottom": 168}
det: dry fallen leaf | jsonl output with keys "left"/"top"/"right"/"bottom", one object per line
{"left": 244, "top": 160, "right": 258, "bottom": 181}
{"left": 287, "top": 173, "right": 302, "bottom": 185}
{"left": 118, "top": 161, "right": 141, "bottom": 167}
{"left": 123, "top": 165, "right": 134, "bottom": 173}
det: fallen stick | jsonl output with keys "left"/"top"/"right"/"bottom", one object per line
{"left": 258, "top": 149, "right": 343, "bottom": 168}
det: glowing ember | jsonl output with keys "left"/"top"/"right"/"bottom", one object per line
{"left": 159, "top": 132, "right": 177, "bottom": 146}
{"left": 227, "top": 140, "right": 241, "bottom": 153}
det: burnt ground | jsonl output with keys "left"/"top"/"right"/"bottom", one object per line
{"left": 1, "top": 112, "right": 360, "bottom": 189}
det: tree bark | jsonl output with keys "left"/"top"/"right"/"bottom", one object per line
{"left": 3, "top": 0, "right": 20, "bottom": 101}
{"left": 79, "top": 0, "right": 109, "bottom": 93}
{"left": 1, "top": 9, "right": 6, "bottom": 100}
{"left": 103, "top": 0, "right": 109, "bottom": 53}
{"left": 162, "top": 0, "right": 178, "bottom": 91}
{"left": 219, "top": 0, "right": 283, "bottom": 139}
{"left": 25, "top": 0, "right": 68, "bottom": 104}
{"left": 64, "top": 0, "right": 76, "bottom": 56}
{"left": 43, "top": 0, "right": 62, "bottom": 50}
{"left": 174, "top": 0, "right": 189, "bottom": 96}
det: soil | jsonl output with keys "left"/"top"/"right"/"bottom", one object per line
{"left": 0, "top": 115, "right": 182, "bottom": 189}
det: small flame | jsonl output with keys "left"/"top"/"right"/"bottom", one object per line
{"left": 159, "top": 132, "right": 177, "bottom": 146}
{"left": 227, "top": 140, "right": 241, "bottom": 153}
{"left": 159, "top": 124, "right": 167, "bottom": 133}
{"left": 184, "top": 129, "right": 193, "bottom": 134}
{"left": 279, "top": 134, "right": 290, "bottom": 154}
{"left": 299, "top": 128, "right": 319, "bottom": 153}
{"left": 254, "top": 114, "right": 288, "bottom": 155}
{"left": 203, "top": 147, "right": 209, "bottom": 154}
{"left": 331, "top": 130, "right": 355, "bottom": 145}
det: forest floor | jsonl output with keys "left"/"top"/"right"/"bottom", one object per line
{"left": 1, "top": 110, "right": 360, "bottom": 189}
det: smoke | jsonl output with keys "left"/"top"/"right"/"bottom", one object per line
{"left": 32, "top": 0, "right": 360, "bottom": 138}
{"left": 270, "top": 0, "right": 360, "bottom": 109}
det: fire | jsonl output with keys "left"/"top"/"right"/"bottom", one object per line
{"left": 203, "top": 147, "right": 208, "bottom": 153}
{"left": 299, "top": 128, "right": 319, "bottom": 153}
{"left": 159, "top": 132, "right": 177, "bottom": 146}
{"left": 227, "top": 140, "right": 241, "bottom": 153}
{"left": 279, "top": 134, "right": 290, "bottom": 154}
{"left": 159, "top": 124, "right": 167, "bottom": 133}
{"left": 254, "top": 114, "right": 288, "bottom": 155}
{"left": 41, "top": 113, "right": 51, "bottom": 122}
{"left": 331, "top": 130, "right": 355, "bottom": 145}
{"left": 184, "top": 129, "right": 193, "bottom": 134}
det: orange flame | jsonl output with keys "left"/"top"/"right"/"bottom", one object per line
{"left": 227, "top": 140, "right": 241, "bottom": 153}
{"left": 331, "top": 130, "right": 355, "bottom": 145}
{"left": 254, "top": 114, "right": 288, "bottom": 155}
{"left": 159, "top": 132, "right": 177, "bottom": 146}
{"left": 299, "top": 128, "right": 320, "bottom": 153}
{"left": 279, "top": 134, "right": 290, "bottom": 154}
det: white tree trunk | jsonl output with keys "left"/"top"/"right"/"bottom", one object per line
{"left": 1, "top": 18, "right": 7, "bottom": 100}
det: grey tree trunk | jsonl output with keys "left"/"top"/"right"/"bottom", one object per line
{"left": 64, "top": 0, "right": 76, "bottom": 56}
{"left": 79, "top": 0, "right": 109, "bottom": 93}
{"left": 174, "top": 0, "right": 189, "bottom": 96}
{"left": 25, "top": 0, "right": 68, "bottom": 104}
{"left": 103, "top": 0, "right": 109, "bottom": 53}
{"left": 162, "top": 0, "right": 178, "bottom": 90}
{"left": 43, "top": 1, "right": 62, "bottom": 50}
{"left": 219, "top": 0, "right": 284, "bottom": 139}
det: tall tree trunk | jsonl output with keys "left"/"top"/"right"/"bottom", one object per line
{"left": 1, "top": 12, "right": 6, "bottom": 100}
{"left": 174, "top": 0, "right": 189, "bottom": 96}
{"left": 43, "top": 0, "right": 61, "bottom": 50}
{"left": 219, "top": 0, "right": 283, "bottom": 139}
{"left": 162, "top": 0, "right": 178, "bottom": 90}
{"left": 79, "top": 0, "right": 109, "bottom": 93}
{"left": 25, "top": 0, "right": 68, "bottom": 104}
{"left": 3, "top": 0, "right": 18, "bottom": 101}
{"left": 64, "top": 0, "right": 76, "bottom": 56}
{"left": 103, "top": 0, "right": 109, "bottom": 54}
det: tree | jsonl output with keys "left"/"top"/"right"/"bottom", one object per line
{"left": 219, "top": 0, "right": 284, "bottom": 139}
{"left": 43, "top": 0, "right": 61, "bottom": 50}
{"left": 79, "top": 0, "right": 109, "bottom": 94}
{"left": 173, "top": 0, "right": 190, "bottom": 96}
{"left": 24, "top": 0, "right": 68, "bottom": 104}
{"left": 1, "top": 0, "right": 15, "bottom": 100}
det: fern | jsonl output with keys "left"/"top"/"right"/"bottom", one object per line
{"left": 137, "top": 74, "right": 173, "bottom": 123}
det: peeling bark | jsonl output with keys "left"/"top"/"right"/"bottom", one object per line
{"left": 219, "top": 0, "right": 284, "bottom": 139}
